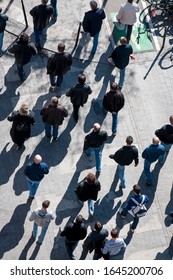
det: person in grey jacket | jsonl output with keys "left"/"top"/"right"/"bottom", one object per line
{"left": 29, "top": 200, "right": 55, "bottom": 245}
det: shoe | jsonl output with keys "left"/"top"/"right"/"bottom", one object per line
{"left": 46, "top": 134, "right": 51, "bottom": 139}
{"left": 129, "top": 222, "right": 135, "bottom": 233}
{"left": 112, "top": 131, "right": 117, "bottom": 137}
{"left": 95, "top": 171, "right": 100, "bottom": 178}
{"left": 118, "top": 86, "right": 122, "bottom": 90}
{"left": 146, "top": 182, "right": 152, "bottom": 187}
{"left": 36, "top": 241, "right": 42, "bottom": 246}
{"left": 120, "top": 214, "right": 126, "bottom": 219}
{"left": 49, "top": 86, "right": 57, "bottom": 92}
{"left": 119, "top": 184, "right": 126, "bottom": 189}
{"left": 53, "top": 137, "right": 58, "bottom": 141}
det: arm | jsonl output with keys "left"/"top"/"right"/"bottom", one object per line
{"left": 116, "top": 6, "right": 124, "bottom": 22}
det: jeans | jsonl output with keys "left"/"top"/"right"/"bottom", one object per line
{"left": 73, "top": 105, "right": 80, "bottom": 122}
{"left": 32, "top": 223, "right": 48, "bottom": 243}
{"left": 51, "top": 0, "right": 58, "bottom": 17}
{"left": 119, "top": 67, "right": 126, "bottom": 89}
{"left": 92, "top": 32, "right": 99, "bottom": 53}
{"left": 65, "top": 239, "right": 78, "bottom": 260}
{"left": 121, "top": 208, "right": 139, "bottom": 230}
{"left": 102, "top": 107, "right": 118, "bottom": 133}
{"left": 126, "top": 24, "right": 133, "bottom": 43}
{"left": 117, "top": 164, "right": 126, "bottom": 188}
{"left": 45, "top": 122, "right": 58, "bottom": 138}
{"left": 88, "top": 199, "right": 95, "bottom": 216}
{"left": 85, "top": 146, "right": 103, "bottom": 172}
{"left": 144, "top": 159, "right": 152, "bottom": 184}
{"left": 0, "top": 31, "right": 4, "bottom": 52}
{"left": 49, "top": 73, "right": 63, "bottom": 87}
{"left": 159, "top": 142, "right": 172, "bottom": 163}
{"left": 17, "top": 63, "right": 24, "bottom": 81}
{"left": 26, "top": 177, "right": 41, "bottom": 197}
{"left": 34, "top": 29, "right": 42, "bottom": 45}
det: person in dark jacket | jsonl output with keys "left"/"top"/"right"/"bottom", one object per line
{"left": 74, "top": 173, "right": 101, "bottom": 216}
{"left": 142, "top": 136, "right": 165, "bottom": 186}
{"left": 84, "top": 123, "right": 108, "bottom": 177}
{"left": 82, "top": 1, "right": 106, "bottom": 54}
{"left": 47, "top": 42, "right": 72, "bottom": 90}
{"left": 109, "top": 135, "right": 139, "bottom": 188}
{"left": 60, "top": 215, "right": 87, "bottom": 260}
{"left": 40, "top": 96, "right": 68, "bottom": 141}
{"left": 155, "top": 115, "right": 173, "bottom": 164}
{"left": 30, "top": 0, "right": 53, "bottom": 48}
{"left": 0, "top": 7, "right": 8, "bottom": 56}
{"left": 108, "top": 37, "right": 133, "bottom": 89}
{"left": 24, "top": 154, "right": 49, "bottom": 199}
{"left": 7, "top": 103, "right": 35, "bottom": 150}
{"left": 102, "top": 82, "right": 125, "bottom": 136}
{"left": 8, "top": 32, "right": 37, "bottom": 81}
{"left": 66, "top": 73, "right": 92, "bottom": 122}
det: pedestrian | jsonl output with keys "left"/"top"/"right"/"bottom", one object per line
{"left": 66, "top": 73, "right": 92, "bottom": 122}
{"left": 24, "top": 154, "right": 49, "bottom": 199}
{"left": 50, "top": 0, "right": 58, "bottom": 21}
{"left": 40, "top": 96, "right": 68, "bottom": 141}
{"left": 155, "top": 115, "right": 173, "bottom": 164}
{"left": 47, "top": 42, "right": 72, "bottom": 91}
{"left": 81, "top": 221, "right": 108, "bottom": 260}
{"left": 60, "top": 215, "right": 87, "bottom": 260}
{"left": 109, "top": 135, "right": 139, "bottom": 188}
{"left": 83, "top": 123, "right": 108, "bottom": 178}
{"left": 7, "top": 103, "right": 35, "bottom": 150}
{"left": 102, "top": 82, "right": 125, "bottom": 136}
{"left": 74, "top": 172, "right": 101, "bottom": 217}
{"left": 30, "top": 0, "right": 54, "bottom": 49}
{"left": 116, "top": 0, "right": 140, "bottom": 43}
{"left": 82, "top": 1, "right": 106, "bottom": 54}
{"left": 8, "top": 32, "right": 37, "bottom": 81}
{"left": 29, "top": 200, "right": 55, "bottom": 245}
{"left": 101, "top": 228, "right": 126, "bottom": 259}
{"left": 0, "top": 7, "right": 8, "bottom": 57}
{"left": 119, "top": 184, "right": 149, "bottom": 232}
{"left": 142, "top": 136, "right": 165, "bottom": 186}
{"left": 108, "top": 36, "right": 133, "bottom": 89}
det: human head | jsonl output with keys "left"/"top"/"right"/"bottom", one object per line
{"left": 75, "top": 214, "right": 83, "bottom": 224}
{"left": 86, "top": 172, "right": 96, "bottom": 184}
{"left": 41, "top": 0, "right": 48, "bottom": 5}
{"left": 57, "top": 43, "right": 65, "bottom": 53}
{"left": 169, "top": 115, "right": 173, "bottom": 125}
{"left": 78, "top": 73, "right": 86, "bottom": 85}
{"left": 42, "top": 200, "right": 50, "bottom": 208}
{"left": 90, "top": 1, "right": 97, "bottom": 10}
{"left": 110, "top": 228, "right": 119, "bottom": 239}
{"left": 126, "top": 136, "right": 133, "bottom": 145}
{"left": 133, "top": 184, "right": 141, "bottom": 195}
{"left": 152, "top": 136, "right": 160, "bottom": 145}
{"left": 120, "top": 37, "right": 127, "bottom": 45}
{"left": 94, "top": 221, "right": 103, "bottom": 232}
{"left": 93, "top": 123, "right": 101, "bottom": 132}
{"left": 110, "top": 82, "right": 118, "bottom": 91}
{"left": 51, "top": 96, "right": 58, "bottom": 106}
{"left": 19, "top": 32, "right": 29, "bottom": 44}
{"left": 128, "top": 0, "right": 134, "bottom": 3}
{"left": 34, "top": 154, "right": 42, "bottom": 164}
{"left": 19, "top": 103, "right": 29, "bottom": 116}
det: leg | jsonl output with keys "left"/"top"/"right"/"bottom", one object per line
{"left": 144, "top": 159, "right": 152, "bottom": 185}
{"left": 88, "top": 199, "right": 95, "bottom": 216}
{"left": 38, "top": 227, "right": 48, "bottom": 244}
{"left": 117, "top": 164, "right": 126, "bottom": 188}
{"left": 73, "top": 105, "right": 80, "bottom": 122}
{"left": 118, "top": 68, "right": 126, "bottom": 89}
{"left": 52, "top": 126, "right": 58, "bottom": 139}
{"left": 17, "top": 63, "right": 25, "bottom": 81}
{"left": 130, "top": 216, "right": 139, "bottom": 231}
{"left": 65, "top": 240, "right": 78, "bottom": 260}
{"left": 112, "top": 112, "right": 118, "bottom": 133}
{"left": 159, "top": 143, "right": 172, "bottom": 163}
{"left": 51, "top": 0, "right": 58, "bottom": 18}
{"left": 31, "top": 181, "right": 40, "bottom": 197}
{"left": 126, "top": 25, "right": 133, "bottom": 43}
{"left": 0, "top": 31, "right": 4, "bottom": 53}
{"left": 92, "top": 32, "right": 99, "bottom": 53}
{"left": 34, "top": 29, "right": 41, "bottom": 46}
{"left": 49, "top": 73, "right": 56, "bottom": 87}
{"left": 45, "top": 123, "right": 52, "bottom": 138}
{"left": 26, "top": 178, "right": 34, "bottom": 197}
{"left": 56, "top": 75, "right": 63, "bottom": 87}
{"left": 32, "top": 223, "right": 38, "bottom": 238}
{"left": 94, "top": 147, "right": 102, "bottom": 173}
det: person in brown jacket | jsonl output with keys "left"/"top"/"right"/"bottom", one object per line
{"left": 40, "top": 96, "right": 68, "bottom": 140}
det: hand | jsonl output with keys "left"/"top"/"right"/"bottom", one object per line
{"left": 108, "top": 57, "right": 112, "bottom": 63}
{"left": 135, "top": 163, "right": 138, "bottom": 167}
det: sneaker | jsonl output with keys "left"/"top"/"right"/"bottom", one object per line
{"left": 129, "top": 222, "right": 135, "bottom": 233}
{"left": 120, "top": 184, "right": 126, "bottom": 189}
{"left": 95, "top": 171, "right": 100, "bottom": 178}
{"left": 36, "top": 241, "right": 42, "bottom": 246}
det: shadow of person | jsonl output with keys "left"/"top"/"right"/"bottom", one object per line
{"left": 109, "top": 166, "right": 123, "bottom": 197}
{"left": 29, "top": 243, "right": 41, "bottom": 260}
{"left": 13, "top": 154, "right": 30, "bottom": 196}
{"left": 18, "top": 236, "right": 36, "bottom": 260}
{"left": 0, "top": 202, "right": 31, "bottom": 259}
{"left": 164, "top": 183, "right": 173, "bottom": 227}
{"left": 154, "top": 240, "right": 172, "bottom": 260}
{"left": 50, "top": 227, "right": 70, "bottom": 260}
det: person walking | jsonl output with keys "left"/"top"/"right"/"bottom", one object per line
{"left": 50, "top": 0, "right": 58, "bottom": 21}
{"left": 109, "top": 136, "right": 139, "bottom": 188}
{"left": 7, "top": 103, "right": 35, "bottom": 150}
{"left": 66, "top": 73, "right": 92, "bottom": 122}
{"left": 102, "top": 82, "right": 125, "bottom": 136}
{"left": 74, "top": 172, "right": 101, "bottom": 217}
{"left": 8, "top": 32, "right": 37, "bottom": 81}
{"left": 155, "top": 115, "right": 173, "bottom": 164}
{"left": 24, "top": 154, "right": 49, "bottom": 199}
{"left": 0, "top": 7, "right": 8, "bottom": 56}
{"left": 60, "top": 215, "right": 87, "bottom": 260}
{"left": 119, "top": 184, "right": 149, "bottom": 232}
{"left": 116, "top": 0, "right": 140, "bottom": 43}
{"left": 29, "top": 200, "right": 55, "bottom": 245}
{"left": 40, "top": 96, "right": 68, "bottom": 141}
{"left": 83, "top": 123, "right": 108, "bottom": 177}
{"left": 47, "top": 42, "right": 72, "bottom": 90}
{"left": 82, "top": 1, "right": 106, "bottom": 54}
{"left": 108, "top": 37, "right": 133, "bottom": 89}
{"left": 142, "top": 136, "right": 165, "bottom": 186}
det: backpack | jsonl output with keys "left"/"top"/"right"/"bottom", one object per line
{"left": 128, "top": 195, "right": 147, "bottom": 218}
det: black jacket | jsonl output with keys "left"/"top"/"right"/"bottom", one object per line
{"left": 40, "top": 104, "right": 68, "bottom": 127}
{"left": 30, "top": 4, "right": 53, "bottom": 30}
{"left": 110, "top": 145, "right": 139, "bottom": 166}
{"left": 155, "top": 124, "right": 173, "bottom": 144}
{"left": 82, "top": 8, "right": 106, "bottom": 36}
{"left": 66, "top": 83, "right": 92, "bottom": 106}
{"left": 8, "top": 41, "right": 37, "bottom": 65}
{"left": 110, "top": 44, "right": 133, "bottom": 70}
{"left": 102, "top": 89, "right": 125, "bottom": 113}
{"left": 84, "top": 130, "right": 108, "bottom": 150}
{"left": 83, "top": 228, "right": 108, "bottom": 252}
{"left": 47, "top": 52, "right": 72, "bottom": 76}
{"left": 74, "top": 179, "right": 101, "bottom": 202}
{"left": 60, "top": 222, "right": 87, "bottom": 242}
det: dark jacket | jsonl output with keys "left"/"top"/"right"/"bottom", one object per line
{"left": 40, "top": 104, "right": 68, "bottom": 127}
{"left": 83, "top": 228, "right": 108, "bottom": 252}
{"left": 66, "top": 83, "right": 92, "bottom": 106}
{"left": 110, "top": 44, "right": 133, "bottom": 70}
{"left": 155, "top": 125, "right": 173, "bottom": 144}
{"left": 102, "top": 89, "right": 125, "bottom": 113}
{"left": 60, "top": 222, "right": 87, "bottom": 242}
{"left": 82, "top": 8, "right": 106, "bottom": 36}
{"left": 125, "top": 194, "right": 149, "bottom": 211}
{"left": 110, "top": 145, "right": 139, "bottom": 166}
{"left": 8, "top": 41, "right": 37, "bottom": 65}
{"left": 47, "top": 52, "right": 72, "bottom": 76}
{"left": 30, "top": 4, "right": 53, "bottom": 30}
{"left": 84, "top": 129, "right": 108, "bottom": 150}
{"left": 142, "top": 144, "right": 165, "bottom": 163}
{"left": 74, "top": 179, "right": 101, "bottom": 202}
{"left": 0, "top": 13, "right": 8, "bottom": 33}
{"left": 24, "top": 161, "right": 49, "bottom": 181}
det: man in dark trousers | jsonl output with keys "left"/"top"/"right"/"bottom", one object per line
{"left": 8, "top": 32, "right": 37, "bottom": 81}
{"left": 60, "top": 215, "right": 87, "bottom": 260}
{"left": 66, "top": 73, "right": 92, "bottom": 122}
{"left": 0, "top": 7, "right": 8, "bottom": 56}
{"left": 102, "top": 82, "right": 125, "bottom": 136}
{"left": 108, "top": 37, "right": 133, "bottom": 89}
{"left": 47, "top": 42, "right": 72, "bottom": 90}
{"left": 82, "top": 1, "right": 106, "bottom": 54}
{"left": 109, "top": 136, "right": 139, "bottom": 188}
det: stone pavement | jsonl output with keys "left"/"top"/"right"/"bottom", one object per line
{"left": 0, "top": 0, "right": 173, "bottom": 260}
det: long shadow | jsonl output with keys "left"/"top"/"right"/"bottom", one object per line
{"left": 18, "top": 236, "right": 36, "bottom": 260}
{"left": 154, "top": 241, "right": 172, "bottom": 260}
{"left": 164, "top": 183, "right": 173, "bottom": 227}
{"left": 109, "top": 167, "right": 124, "bottom": 198}
{"left": 13, "top": 154, "right": 30, "bottom": 196}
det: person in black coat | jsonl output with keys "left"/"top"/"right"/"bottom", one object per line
{"left": 7, "top": 103, "right": 35, "bottom": 150}
{"left": 66, "top": 73, "right": 92, "bottom": 122}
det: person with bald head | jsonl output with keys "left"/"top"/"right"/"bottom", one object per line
{"left": 142, "top": 137, "right": 165, "bottom": 186}
{"left": 24, "top": 154, "right": 49, "bottom": 199}
{"left": 83, "top": 123, "right": 108, "bottom": 177}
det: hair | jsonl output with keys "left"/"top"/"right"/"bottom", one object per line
{"left": 78, "top": 73, "right": 86, "bottom": 85}
{"left": 75, "top": 214, "right": 83, "bottom": 224}
{"left": 128, "top": 0, "right": 134, "bottom": 3}
{"left": 94, "top": 221, "right": 103, "bottom": 232}
{"left": 93, "top": 123, "right": 101, "bottom": 132}
{"left": 19, "top": 103, "right": 29, "bottom": 116}
{"left": 19, "top": 32, "right": 29, "bottom": 44}
{"left": 90, "top": 1, "right": 97, "bottom": 10}
{"left": 41, "top": 0, "right": 49, "bottom": 4}
{"left": 58, "top": 43, "right": 65, "bottom": 52}
{"left": 0, "top": 7, "right": 2, "bottom": 13}
{"left": 110, "top": 82, "right": 118, "bottom": 91}
{"left": 120, "top": 37, "right": 127, "bottom": 45}
{"left": 42, "top": 200, "right": 50, "bottom": 208}
{"left": 126, "top": 135, "right": 133, "bottom": 145}
{"left": 51, "top": 96, "right": 58, "bottom": 106}
{"left": 133, "top": 184, "right": 141, "bottom": 195}
{"left": 169, "top": 115, "right": 173, "bottom": 125}
{"left": 111, "top": 228, "right": 119, "bottom": 239}
{"left": 86, "top": 173, "right": 96, "bottom": 184}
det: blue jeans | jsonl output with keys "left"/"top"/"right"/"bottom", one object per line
{"left": 121, "top": 208, "right": 139, "bottom": 230}
{"left": 26, "top": 177, "right": 40, "bottom": 197}
{"left": 85, "top": 146, "right": 103, "bottom": 172}
{"left": 51, "top": 0, "right": 58, "bottom": 17}
{"left": 33, "top": 223, "right": 48, "bottom": 243}
{"left": 144, "top": 159, "right": 152, "bottom": 184}
{"left": 88, "top": 199, "right": 95, "bottom": 216}
{"left": 0, "top": 31, "right": 4, "bottom": 52}
{"left": 102, "top": 107, "right": 118, "bottom": 133}
{"left": 45, "top": 122, "right": 58, "bottom": 138}
{"left": 159, "top": 142, "right": 172, "bottom": 163}
{"left": 65, "top": 239, "right": 78, "bottom": 260}
{"left": 92, "top": 32, "right": 99, "bottom": 53}
{"left": 119, "top": 67, "right": 126, "bottom": 88}
{"left": 117, "top": 164, "right": 126, "bottom": 188}
{"left": 34, "top": 29, "right": 42, "bottom": 45}
{"left": 49, "top": 73, "right": 63, "bottom": 87}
